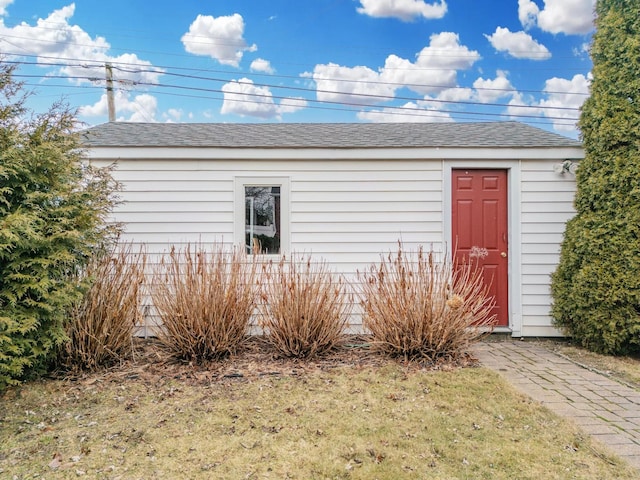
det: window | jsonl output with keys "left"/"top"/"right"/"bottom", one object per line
{"left": 235, "top": 178, "right": 289, "bottom": 254}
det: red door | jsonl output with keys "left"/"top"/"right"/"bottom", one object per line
{"left": 452, "top": 169, "right": 509, "bottom": 326}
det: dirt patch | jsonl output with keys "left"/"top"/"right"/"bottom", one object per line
{"left": 51, "top": 335, "right": 479, "bottom": 389}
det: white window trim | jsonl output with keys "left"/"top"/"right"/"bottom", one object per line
{"left": 234, "top": 176, "right": 290, "bottom": 255}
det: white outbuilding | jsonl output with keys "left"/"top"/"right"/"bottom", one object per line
{"left": 84, "top": 121, "right": 583, "bottom": 337}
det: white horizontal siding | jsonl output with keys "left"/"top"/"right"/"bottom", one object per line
{"left": 293, "top": 180, "right": 440, "bottom": 193}
{"left": 114, "top": 235, "right": 236, "bottom": 248}
{"left": 118, "top": 191, "right": 232, "bottom": 203}
{"left": 120, "top": 219, "right": 234, "bottom": 233}
{"left": 520, "top": 325, "right": 563, "bottom": 337}
{"left": 291, "top": 210, "right": 433, "bottom": 224}
{"left": 295, "top": 190, "right": 440, "bottom": 202}
{"left": 95, "top": 154, "right": 581, "bottom": 337}
{"left": 520, "top": 159, "right": 578, "bottom": 333}
{"left": 98, "top": 157, "right": 444, "bottom": 333}
{"left": 118, "top": 199, "right": 232, "bottom": 213}
{"left": 119, "top": 180, "right": 230, "bottom": 192}
{"left": 115, "top": 212, "right": 232, "bottom": 224}
{"left": 521, "top": 243, "right": 562, "bottom": 255}
{"left": 521, "top": 202, "right": 574, "bottom": 214}
{"left": 523, "top": 274, "right": 555, "bottom": 286}
{"left": 521, "top": 190, "right": 575, "bottom": 204}
{"left": 293, "top": 201, "right": 434, "bottom": 213}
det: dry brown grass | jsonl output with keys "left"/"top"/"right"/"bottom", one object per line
{"left": 258, "top": 254, "right": 352, "bottom": 358}
{"left": 536, "top": 339, "right": 640, "bottom": 388}
{"left": 358, "top": 243, "right": 496, "bottom": 361}
{"left": 150, "top": 244, "right": 257, "bottom": 362}
{"left": 1, "top": 361, "right": 636, "bottom": 480}
{"left": 61, "top": 243, "right": 146, "bottom": 371}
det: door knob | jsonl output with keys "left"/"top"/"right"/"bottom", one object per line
{"left": 501, "top": 252, "right": 507, "bottom": 258}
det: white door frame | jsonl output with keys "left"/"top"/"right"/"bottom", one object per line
{"left": 442, "top": 160, "right": 522, "bottom": 337}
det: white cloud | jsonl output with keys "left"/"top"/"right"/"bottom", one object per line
{"left": 435, "top": 87, "right": 473, "bottom": 103}
{"left": 518, "top": 0, "right": 539, "bottom": 30}
{"left": 181, "top": 13, "right": 256, "bottom": 67}
{"left": 221, "top": 78, "right": 307, "bottom": 119}
{"left": 506, "top": 73, "right": 589, "bottom": 132}
{"left": 307, "top": 63, "right": 395, "bottom": 105}
{"left": 277, "top": 97, "right": 309, "bottom": 114}
{"left": 359, "top": 86, "right": 480, "bottom": 123}
{"left": 79, "top": 90, "right": 158, "bottom": 122}
{"left": 506, "top": 92, "right": 543, "bottom": 121}
{"left": 0, "top": 0, "right": 14, "bottom": 16}
{"left": 518, "top": 0, "right": 595, "bottom": 35}
{"left": 473, "top": 70, "right": 515, "bottom": 103}
{"left": 121, "top": 94, "right": 158, "bottom": 122}
{"left": 416, "top": 87, "right": 474, "bottom": 117}
{"left": 307, "top": 32, "right": 479, "bottom": 106}
{"left": 485, "top": 27, "right": 551, "bottom": 60}
{"left": 162, "top": 108, "right": 184, "bottom": 122}
{"left": 357, "top": 0, "right": 447, "bottom": 21}
{"left": 250, "top": 58, "right": 274, "bottom": 74}
{"left": 573, "top": 42, "right": 590, "bottom": 57}
{"left": 221, "top": 78, "right": 278, "bottom": 118}
{"left": 358, "top": 102, "right": 454, "bottom": 122}
{"left": 538, "top": 74, "right": 589, "bottom": 130}
{"left": 381, "top": 32, "right": 480, "bottom": 94}
{"left": 0, "top": 4, "right": 163, "bottom": 85}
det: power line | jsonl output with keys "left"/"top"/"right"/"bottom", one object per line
{"left": 3, "top": 56, "right": 590, "bottom": 101}
{"left": 14, "top": 72, "right": 580, "bottom": 124}
{"left": 20, "top": 79, "right": 578, "bottom": 127}
{"left": 112, "top": 65, "right": 583, "bottom": 112}
{"left": 21, "top": 80, "right": 576, "bottom": 127}
{"left": 10, "top": 63, "right": 584, "bottom": 116}
{"left": 4, "top": 49, "right": 585, "bottom": 127}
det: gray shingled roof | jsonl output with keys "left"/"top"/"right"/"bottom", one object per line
{"left": 82, "top": 121, "right": 581, "bottom": 149}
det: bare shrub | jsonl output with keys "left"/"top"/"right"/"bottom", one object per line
{"left": 258, "top": 254, "right": 352, "bottom": 358}
{"left": 357, "top": 243, "right": 496, "bottom": 361}
{"left": 151, "top": 244, "right": 257, "bottom": 362}
{"left": 62, "top": 243, "right": 146, "bottom": 371}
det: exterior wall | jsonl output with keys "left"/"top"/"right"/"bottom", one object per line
{"left": 94, "top": 157, "right": 445, "bottom": 334}
{"left": 520, "top": 160, "right": 578, "bottom": 336}
{"left": 108, "top": 162, "right": 235, "bottom": 249}
{"left": 93, "top": 152, "right": 579, "bottom": 337}
{"left": 100, "top": 158, "right": 444, "bottom": 260}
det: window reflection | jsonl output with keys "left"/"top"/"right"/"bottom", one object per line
{"left": 245, "top": 186, "right": 280, "bottom": 254}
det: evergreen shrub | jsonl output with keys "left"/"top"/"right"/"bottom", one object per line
{"left": 0, "top": 63, "right": 119, "bottom": 388}
{"left": 551, "top": 0, "right": 640, "bottom": 354}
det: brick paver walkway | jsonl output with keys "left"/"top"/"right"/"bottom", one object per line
{"left": 474, "top": 340, "right": 640, "bottom": 470}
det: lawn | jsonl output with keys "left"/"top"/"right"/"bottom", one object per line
{"left": 1, "top": 344, "right": 637, "bottom": 480}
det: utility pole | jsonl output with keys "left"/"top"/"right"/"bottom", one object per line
{"left": 105, "top": 63, "right": 116, "bottom": 122}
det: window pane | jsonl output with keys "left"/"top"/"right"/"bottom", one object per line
{"left": 245, "top": 186, "right": 280, "bottom": 254}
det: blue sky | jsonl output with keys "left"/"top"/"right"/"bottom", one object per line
{"left": 0, "top": 0, "right": 595, "bottom": 137}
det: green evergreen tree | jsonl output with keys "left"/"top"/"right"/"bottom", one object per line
{"left": 0, "top": 62, "right": 120, "bottom": 387}
{"left": 551, "top": 0, "right": 640, "bottom": 354}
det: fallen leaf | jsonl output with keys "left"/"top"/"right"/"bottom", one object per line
{"left": 49, "top": 452, "right": 63, "bottom": 470}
